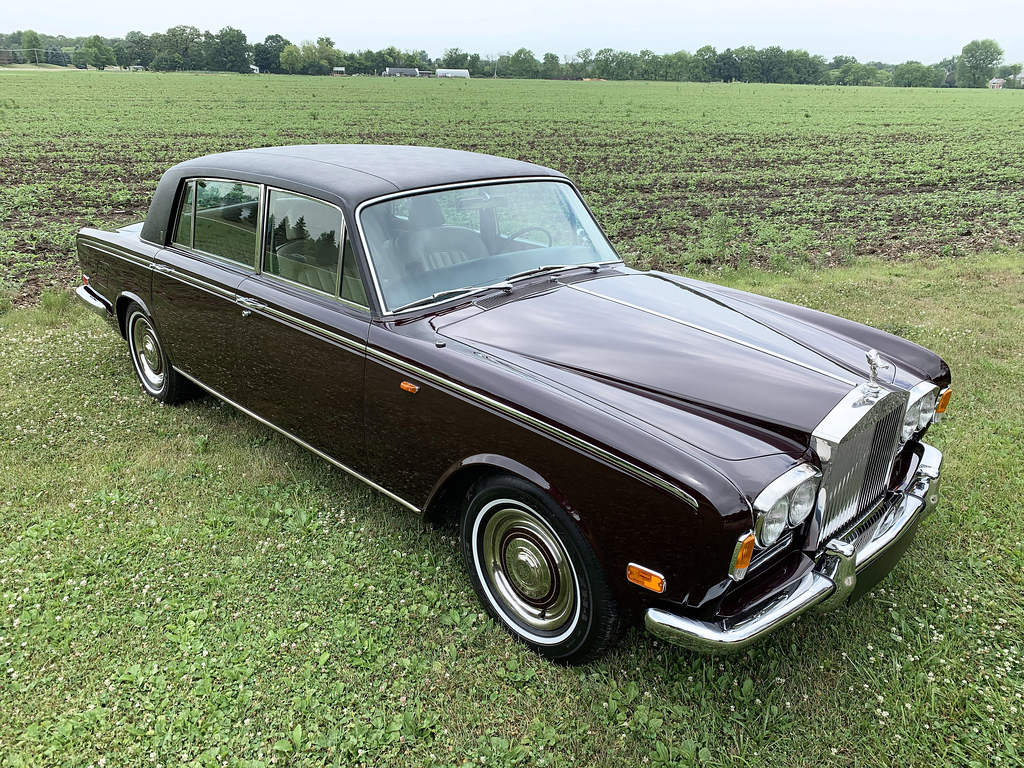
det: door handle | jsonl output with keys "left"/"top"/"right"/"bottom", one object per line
{"left": 152, "top": 263, "right": 174, "bottom": 274}
{"left": 235, "top": 296, "right": 266, "bottom": 310}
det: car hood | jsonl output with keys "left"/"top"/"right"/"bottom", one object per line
{"left": 435, "top": 271, "right": 873, "bottom": 458}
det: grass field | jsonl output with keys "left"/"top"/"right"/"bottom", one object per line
{"left": 2, "top": 70, "right": 1024, "bottom": 301}
{"left": 0, "top": 71, "right": 1023, "bottom": 766}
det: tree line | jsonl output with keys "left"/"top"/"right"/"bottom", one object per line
{"left": 1, "top": 28, "right": 1017, "bottom": 88}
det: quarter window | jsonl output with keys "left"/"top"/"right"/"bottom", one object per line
{"left": 192, "top": 180, "right": 260, "bottom": 268}
{"left": 172, "top": 181, "right": 194, "bottom": 248}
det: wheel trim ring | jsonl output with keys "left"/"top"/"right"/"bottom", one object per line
{"left": 130, "top": 314, "right": 165, "bottom": 390}
{"left": 473, "top": 499, "right": 581, "bottom": 643}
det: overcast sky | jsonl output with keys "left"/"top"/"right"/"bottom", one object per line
{"left": 10, "top": 0, "right": 1024, "bottom": 66}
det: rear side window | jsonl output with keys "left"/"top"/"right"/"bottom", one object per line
{"left": 190, "top": 180, "right": 260, "bottom": 268}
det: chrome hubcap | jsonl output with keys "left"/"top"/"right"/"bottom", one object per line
{"left": 131, "top": 315, "right": 165, "bottom": 389}
{"left": 481, "top": 505, "right": 575, "bottom": 633}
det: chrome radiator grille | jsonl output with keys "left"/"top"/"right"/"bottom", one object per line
{"left": 818, "top": 392, "right": 906, "bottom": 543}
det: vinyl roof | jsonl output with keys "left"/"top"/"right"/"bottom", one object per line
{"left": 141, "top": 145, "right": 565, "bottom": 245}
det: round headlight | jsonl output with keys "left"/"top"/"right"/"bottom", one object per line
{"left": 918, "top": 391, "right": 937, "bottom": 429}
{"left": 789, "top": 480, "right": 816, "bottom": 526}
{"left": 902, "top": 400, "right": 923, "bottom": 442}
{"left": 756, "top": 498, "right": 788, "bottom": 547}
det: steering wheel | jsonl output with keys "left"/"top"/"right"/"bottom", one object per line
{"left": 499, "top": 226, "right": 553, "bottom": 252}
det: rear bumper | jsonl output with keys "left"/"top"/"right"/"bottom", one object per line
{"left": 76, "top": 284, "right": 113, "bottom": 319}
{"left": 645, "top": 442, "right": 942, "bottom": 653}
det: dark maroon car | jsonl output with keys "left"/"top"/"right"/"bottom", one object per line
{"left": 76, "top": 145, "right": 951, "bottom": 663}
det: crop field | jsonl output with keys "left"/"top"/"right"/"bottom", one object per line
{"left": 1, "top": 70, "right": 1023, "bottom": 766}
{"left": 1, "top": 70, "right": 1024, "bottom": 302}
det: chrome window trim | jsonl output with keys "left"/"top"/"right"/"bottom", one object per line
{"left": 353, "top": 176, "right": 621, "bottom": 317}
{"left": 172, "top": 367, "right": 421, "bottom": 514}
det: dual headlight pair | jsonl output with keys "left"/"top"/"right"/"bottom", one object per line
{"left": 903, "top": 384, "right": 940, "bottom": 442}
{"left": 752, "top": 463, "right": 821, "bottom": 548}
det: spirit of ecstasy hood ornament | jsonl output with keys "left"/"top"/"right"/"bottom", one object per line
{"left": 865, "top": 349, "right": 890, "bottom": 389}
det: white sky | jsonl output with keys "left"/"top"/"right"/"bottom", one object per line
{"left": 10, "top": 0, "right": 1024, "bottom": 65}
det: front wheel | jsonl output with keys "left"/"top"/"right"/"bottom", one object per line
{"left": 125, "top": 302, "right": 192, "bottom": 404}
{"left": 461, "top": 474, "right": 618, "bottom": 664}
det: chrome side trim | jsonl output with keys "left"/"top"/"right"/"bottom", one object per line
{"left": 645, "top": 443, "right": 941, "bottom": 653}
{"left": 172, "top": 367, "right": 421, "bottom": 513}
{"left": 157, "top": 264, "right": 237, "bottom": 301}
{"left": 79, "top": 239, "right": 152, "bottom": 270}
{"left": 362, "top": 345, "right": 700, "bottom": 510}
{"left": 567, "top": 283, "right": 858, "bottom": 387}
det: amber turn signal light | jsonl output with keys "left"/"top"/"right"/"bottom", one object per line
{"left": 936, "top": 388, "right": 952, "bottom": 414}
{"left": 400, "top": 381, "right": 419, "bottom": 393}
{"left": 734, "top": 534, "right": 755, "bottom": 572}
{"left": 627, "top": 563, "right": 666, "bottom": 593}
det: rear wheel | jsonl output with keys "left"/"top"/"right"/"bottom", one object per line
{"left": 125, "top": 302, "right": 192, "bottom": 404}
{"left": 461, "top": 474, "right": 618, "bottom": 664}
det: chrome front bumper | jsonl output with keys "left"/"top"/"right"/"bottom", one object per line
{"left": 645, "top": 443, "right": 942, "bottom": 653}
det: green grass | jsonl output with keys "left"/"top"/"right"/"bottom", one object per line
{"left": 1, "top": 255, "right": 1022, "bottom": 766}
{"left": 2, "top": 72, "right": 1024, "bottom": 301}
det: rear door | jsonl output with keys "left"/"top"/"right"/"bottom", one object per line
{"left": 151, "top": 178, "right": 260, "bottom": 403}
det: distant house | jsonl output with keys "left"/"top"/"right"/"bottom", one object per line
{"left": 988, "top": 78, "right": 1005, "bottom": 89}
{"left": 436, "top": 68, "right": 470, "bottom": 78}
{"left": 332, "top": 67, "right": 346, "bottom": 76}
{"left": 250, "top": 65, "right": 260, "bottom": 74}
{"left": 384, "top": 67, "right": 420, "bottom": 77}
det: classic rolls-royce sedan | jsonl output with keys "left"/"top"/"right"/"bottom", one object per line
{"left": 76, "top": 145, "right": 951, "bottom": 664}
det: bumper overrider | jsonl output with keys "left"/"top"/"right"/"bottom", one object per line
{"left": 645, "top": 442, "right": 942, "bottom": 653}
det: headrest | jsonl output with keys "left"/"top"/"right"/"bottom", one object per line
{"left": 408, "top": 195, "right": 445, "bottom": 229}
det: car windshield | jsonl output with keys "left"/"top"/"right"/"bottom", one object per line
{"left": 359, "top": 180, "right": 620, "bottom": 312}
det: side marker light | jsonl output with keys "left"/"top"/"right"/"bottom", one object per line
{"left": 936, "top": 388, "right": 952, "bottom": 414}
{"left": 400, "top": 381, "right": 419, "bottom": 394}
{"left": 627, "top": 563, "right": 666, "bottom": 593}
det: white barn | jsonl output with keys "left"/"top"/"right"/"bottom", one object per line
{"left": 436, "top": 68, "right": 470, "bottom": 78}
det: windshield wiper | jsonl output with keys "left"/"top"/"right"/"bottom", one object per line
{"left": 391, "top": 282, "right": 513, "bottom": 313}
{"left": 505, "top": 262, "right": 605, "bottom": 282}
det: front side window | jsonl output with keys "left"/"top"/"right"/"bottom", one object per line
{"left": 360, "top": 180, "right": 619, "bottom": 312}
{"left": 192, "top": 180, "right": 260, "bottom": 268}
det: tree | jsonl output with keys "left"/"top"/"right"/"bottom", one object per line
{"left": 154, "top": 25, "right": 203, "bottom": 70}
{"left": 21, "top": 30, "right": 42, "bottom": 64}
{"left": 691, "top": 46, "right": 716, "bottom": 82}
{"left": 124, "top": 31, "right": 152, "bottom": 68}
{"left": 253, "top": 34, "right": 289, "bottom": 74}
{"left": 894, "top": 61, "right": 943, "bottom": 88}
{"left": 280, "top": 44, "right": 302, "bottom": 73}
{"left": 78, "top": 35, "right": 116, "bottom": 70}
{"left": 508, "top": 48, "right": 539, "bottom": 79}
{"left": 442, "top": 47, "right": 469, "bottom": 69}
{"left": 207, "top": 26, "right": 250, "bottom": 72}
{"left": 957, "top": 39, "right": 1003, "bottom": 88}
{"left": 540, "top": 52, "right": 561, "bottom": 79}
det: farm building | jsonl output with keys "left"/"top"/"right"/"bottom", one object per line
{"left": 384, "top": 67, "right": 421, "bottom": 77}
{"left": 436, "top": 68, "right": 470, "bottom": 78}
{"left": 333, "top": 67, "right": 346, "bottom": 75}
{"left": 988, "top": 78, "right": 1005, "bottom": 89}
